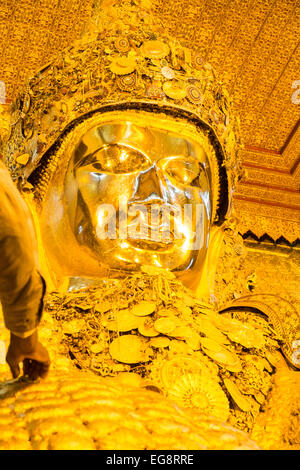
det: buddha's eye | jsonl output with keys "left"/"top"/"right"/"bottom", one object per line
{"left": 161, "top": 157, "right": 202, "bottom": 186}
{"left": 81, "top": 144, "right": 149, "bottom": 174}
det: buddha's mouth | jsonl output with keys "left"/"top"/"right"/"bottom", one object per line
{"left": 126, "top": 237, "right": 175, "bottom": 252}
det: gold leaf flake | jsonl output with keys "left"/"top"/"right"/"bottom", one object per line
{"left": 113, "top": 372, "right": 143, "bottom": 388}
{"left": 169, "top": 325, "right": 194, "bottom": 339}
{"left": 22, "top": 93, "right": 31, "bottom": 113}
{"left": 226, "top": 325, "right": 265, "bottom": 349}
{"left": 105, "top": 309, "right": 140, "bottom": 332}
{"left": 156, "top": 307, "right": 178, "bottom": 317}
{"left": 185, "top": 333, "right": 201, "bottom": 350}
{"left": 197, "top": 318, "right": 229, "bottom": 345}
{"left": 131, "top": 301, "right": 156, "bottom": 317}
{"left": 161, "top": 66, "right": 175, "bottom": 79}
{"left": 138, "top": 319, "right": 160, "bottom": 337}
{"left": 89, "top": 343, "right": 105, "bottom": 354}
{"left": 109, "top": 335, "right": 149, "bottom": 364}
{"left": 141, "top": 265, "right": 176, "bottom": 279}
{"left": 150, "top": 336, "right": 171, "bottom": 348}
{"left": 94, "top": 301, "right": 111, "bottom": 313}
{"left": 109, "top": 56, "right": 136, "bottom": 75}
{"left": 201, "top": 338, "right": 242, "bottom": 372}
{"left": 181, "top": 294, "right": 195, "bottom": 307}
{"left": 154, "top": 317, "right": 177, "bottom": 335}
{"left": 223, "top": 378, "right": 252, "bottom": 412}
{"left": 210, "top": 315, "right": 243, "bottom": 332}
{"left": 265, "top": 351, "right": 280, "bottom": 367}
{"left": 16, "top": 153, "right": 30, "bottom": 165}
{"left": 61, "top": 103, "right": 68, "bottom": 114}
{"left": 140, "top": 40, "right": 170, "bottom": 59}
{"left": 174, "top": 302, "right": 192, "bottom": 316}
{"left": 62, "top": 319, "right": 85, "bottom": 334}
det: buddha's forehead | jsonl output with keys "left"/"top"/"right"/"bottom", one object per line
{"left": 72, "top": 110, "right": 209, "bottom": 166}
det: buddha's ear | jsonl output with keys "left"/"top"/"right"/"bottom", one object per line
{"left": 194, "top": 212, "right": 240, "bottom": 299}
{"left": 175, "top": 221, "right": 226, "bottom": 300}
{"left": 194, "top": 224, "right": 225, "bottom": 300}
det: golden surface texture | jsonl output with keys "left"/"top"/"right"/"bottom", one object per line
{"left": 0, "top": 0, "right": 95, "bottom": 100}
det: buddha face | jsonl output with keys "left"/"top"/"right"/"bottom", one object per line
{"left": 40, "top": 110, "right": 213, "bottom": 280}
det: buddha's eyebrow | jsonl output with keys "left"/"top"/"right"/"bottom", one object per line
{"left": 73, "top": 149, "right": 100, "bottom": 170}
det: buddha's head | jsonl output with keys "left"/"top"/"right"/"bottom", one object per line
{"left": 3, "top": 0, "right": 242, "bottom": 294}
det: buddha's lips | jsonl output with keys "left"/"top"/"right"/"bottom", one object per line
{"left": 126, "top": 238, "right": 175, "bottom": 252}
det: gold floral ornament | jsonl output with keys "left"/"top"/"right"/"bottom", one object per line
{"left": 186, "top": 84, "right": 203, "bottom": 105}
{"left": 114, "top": 37, "right": 131, "bottom": 53}
{"left": 140, "top": 40, "right": 170, "bottom": 59}
{"left": 145, "top": 81, "right": 165, "bottom": 99}
{"left": 109, "top": 334, "right": 150, "bottom": 364}
{"left": 163, "top": 80, "right": 187, "bottom": 100}
{"left": 117, "top": 73, "right": 137, "bottom": 91}
{"left": 109, "top": 56, "right": 137, "bottom": 75}
{"left": 191, "top": 52, "right": 205, "bottom": 70}
{"left": 168, "top": 373, "right": 229, "bottom": 422}
{"left": 160, "top": 355, "right": 219, "bottom": 390}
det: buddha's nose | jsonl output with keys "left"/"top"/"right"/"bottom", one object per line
{"left": 128, "top": 165, "right": 164, "bottom": 204}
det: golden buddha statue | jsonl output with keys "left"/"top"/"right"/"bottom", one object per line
{"left": 1, "top": 0, "right": 299, "bottom": 450}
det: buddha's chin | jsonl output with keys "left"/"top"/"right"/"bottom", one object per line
{"left": 93, "top": 240, "right": 196, "bottom": 273}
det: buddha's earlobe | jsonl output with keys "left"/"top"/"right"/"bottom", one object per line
{"left": 195, "top": 224, "right": 225, "bottom": 300}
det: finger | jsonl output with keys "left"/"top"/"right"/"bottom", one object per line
{"left": 24, "top": 358, "right": 50, "bottom": 381}
{"left": 25, "top": 342, "right": 50, "bottom": 364}
{"left": 23, "top": 358, "right": 33, "bottom": 377}
{"left": 23, "top": 359, "right": 39, "bottom": 381}
{"left": 7, "top": 360, "right": 20, "bottom": 379}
